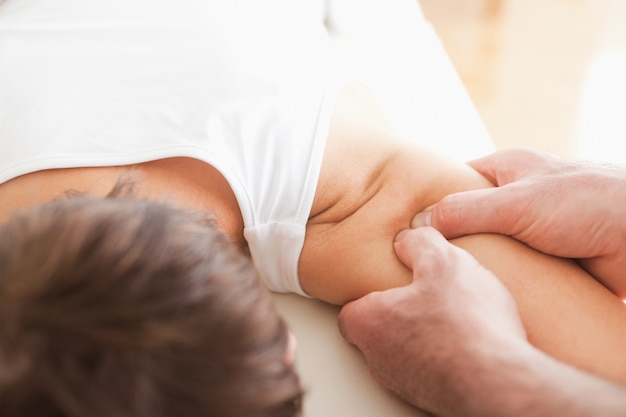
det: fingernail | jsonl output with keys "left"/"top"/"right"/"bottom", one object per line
{"left": 411, "top": 211, "right": 431, "bottom": 228}
{"left": 394, "top": 229, "right": 410, "bottom": 243}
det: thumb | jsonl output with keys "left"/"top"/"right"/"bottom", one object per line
{"left": 393, "top": 227, "right": 450, "bottom": 272}
{"left": 338, "top": 297, "right": 376, "bottom": 347}
{"left": 411, "top": 187, "right": 515, "bottom": 239}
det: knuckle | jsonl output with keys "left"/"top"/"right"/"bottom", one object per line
{"left": 412, "top": 237, "right": 449, "bottom": 274}
{"left": 412, "top": 227, "right": 445, "bottom": 250}
{"left": 433, "top": 198, "right": 454, "bottom": 227}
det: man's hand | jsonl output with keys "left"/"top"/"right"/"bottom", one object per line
{"left": 337, "top": 227, "right": 526, "bottom": 416}
{"left": 338, "top": 227, "right": 626, "bottom": 417}
{"left": 412, "top": 148, "right": 626, "bottom": 296}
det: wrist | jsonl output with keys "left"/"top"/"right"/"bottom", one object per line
{"left": 580, "top": 163, "right": 626, "bottom": 295}
{"left": 419, "top": 335, "right": 539, "bottom": 417}
{"left": 444, "top": 340, "right": 626, "bottom": 417}
{"left": 444, "top": 341, "right": 544, "bottom": 417}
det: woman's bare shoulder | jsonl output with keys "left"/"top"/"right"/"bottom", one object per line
{"left": 301, "top": 85, "right": 491, "bottom": 303}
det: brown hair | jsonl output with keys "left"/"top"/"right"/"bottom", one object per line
{"left": 0, "top": 184, "right": 302, "bottom": 417}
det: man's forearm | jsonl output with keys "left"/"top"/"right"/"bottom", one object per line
{"left": 449, "top": 343, "right": 626, "bottom": 417}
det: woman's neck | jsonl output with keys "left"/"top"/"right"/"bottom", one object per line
{"left": 0, "top": 157, "right": 246, "bottom": 248}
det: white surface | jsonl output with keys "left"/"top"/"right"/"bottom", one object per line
{"left": 275, "top": 294, "right": 426, "bottom": 417}
{"left": 274, "top": 294, "right": 430, "bottom": 417}
{"left": 326, "top": 0, "right": 495, "bottom": 161}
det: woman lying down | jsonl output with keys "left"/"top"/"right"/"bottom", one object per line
{"left": 1, "top": 1, "right": 626, "bottom": 416}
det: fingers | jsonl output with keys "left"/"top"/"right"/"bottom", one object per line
{"left": 412, "top": 187, "right": 515, "bottom": 239}
{"left": 411, "top": 149, "right": 562, "bottom": 239}
{"left": 469, "top": 148, "right": 551, "bottom": 186}
{"left": 339, "top": 228, "right": 450, "bottom": 350}
{"left": 467, "top": 153, "right": 503, "bottom": 185}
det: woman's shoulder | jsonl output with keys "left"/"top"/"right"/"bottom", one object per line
{"left": 302, "top": 85, "right": 492, "bottom": 303}
{"left": 310, "top": 84, "right": 489, "bottom": 228}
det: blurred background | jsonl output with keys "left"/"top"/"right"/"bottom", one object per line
{"left": 418, "top": 0, "right": 626, "bottom": 163}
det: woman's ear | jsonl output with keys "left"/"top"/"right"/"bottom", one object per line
{"left": 284, "top": 332, "right": 297, "bottom": 365}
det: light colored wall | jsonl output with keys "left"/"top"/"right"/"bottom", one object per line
{"left": 419, "top": 0, "right": 626, "bottom": 162}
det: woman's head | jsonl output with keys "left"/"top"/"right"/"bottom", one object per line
{"left": 0, "top": 184, "right": 302, "bottom": 417}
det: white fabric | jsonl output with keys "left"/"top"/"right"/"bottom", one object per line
{"left": 0, "top": 0, "right": 339, "bottom": 295}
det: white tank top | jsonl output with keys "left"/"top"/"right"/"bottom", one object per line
{"left": 0, "top": 0, "right": 338, "bottom": 296}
